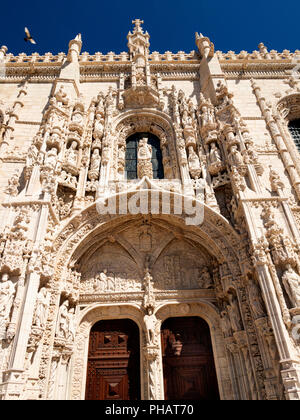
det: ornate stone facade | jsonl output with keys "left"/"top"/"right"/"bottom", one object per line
{"left": 0, "top": 20, "right": 300, "bottom": 400}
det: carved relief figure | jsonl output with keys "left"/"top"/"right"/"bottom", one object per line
{"left": 198, "top": 266, "right": 213, "bottom": 289}
{"left": 93, "top": 269, "right": 108, "bottom": 292}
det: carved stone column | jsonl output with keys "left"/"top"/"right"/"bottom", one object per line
{"left": 143, "top": 345, "right": 162, "bottom": 400}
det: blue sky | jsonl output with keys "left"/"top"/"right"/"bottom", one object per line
{"left": 0, "top": 0, "right": 299, "bottom": 56}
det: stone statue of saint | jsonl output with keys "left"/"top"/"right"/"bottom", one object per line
{"left": 137, "top": 138, "right": 153, "bottom": 179}
{"left": 44, "top": 147, "right": 58, "bottom": 169}
{"left": 228, "top": 145, "right": 244, "bottom": 167}
{"left": 66, "top": 307, "right": 75, "bottom": 342}
{"left": 33, "top": 287, "right": 49, "bottom": 328}
{"left": 66, "top": 141, "right": 78, "bottom": 167}
{"left": 220, "top": 310, "right": 232, "bottom": 338}
{"left": 56, "top": 300, "right": 69, "bottom": 339}
{"left": 282, "top": 265, "right": 300, "bottom": 308}
{"left": 248, "top": 280, "right": 266, "bottom": 319}
{"left": 144, "top": 308, "right": 157, "bottom": 346}
{"left": 93, "top": 114, "right": 104, "bottom": 140}
{"left": 90, "top": 148, "right": 101, "bottom": 172}
{"left": 227, "top": 295, "right": 243, "bottom": 332}
{"left": 138, "top": 138, "right": 152, "bottom": 160}
{"left": 0, "top": 273, "right": 15, "bottom": 322}
{"left": 209, "top": 142, "right": 222, "bottom": 164}
{"left": 188, "top": 146, "right": 201, "bottom": 179}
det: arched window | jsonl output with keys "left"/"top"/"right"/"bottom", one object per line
{"left": 125, "top": 132, "right": 164, "bottom": 180}
{"left": 288, "top": 119, "right": 300, "bottom": 152}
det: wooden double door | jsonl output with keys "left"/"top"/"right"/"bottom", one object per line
{"left": 161, "top": 317, "right": 220, "bottom": 400}
{"left": 85, "top": 319, "right": 140, "bottom": 400}
{"left": 85, "top": 316, "right": 219, "bottom": 400}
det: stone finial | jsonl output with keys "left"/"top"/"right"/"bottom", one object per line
{"left": 195, "top": 32, "right": 214, "bottom": 58}
{"left": 67, "top": 34, "right": 82, "bottom": 62}
{"left": 0, "top": 46, "right": 8, "bottom": 62}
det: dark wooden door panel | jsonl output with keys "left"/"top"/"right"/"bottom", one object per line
{"left": 161, "top": 317, "right": 220, "bottom": 400}
{"left": 85, "top": 319, "right": 140, "bottom": 400}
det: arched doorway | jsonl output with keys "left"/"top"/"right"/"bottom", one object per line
{"left": 161, "top": 316, "right": 220, "bottom": 400}
{"left": 85, "top": 319, "right": 141, "bottom": 400}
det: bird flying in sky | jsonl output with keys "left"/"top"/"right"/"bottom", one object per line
{"left": 24, "top": 27, "right": 36, "bottom": 44}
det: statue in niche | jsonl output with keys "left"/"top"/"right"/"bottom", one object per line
{"left": 200, "top": 103, "right": 215, "bottom": 126}
{"left": 94, "top": 269, "right": 108, "bottom": 292}
{"left": 228, "top": 145, "right": 244, "bottom": 167}
{"left": 0, "top": 273, "right": 15, "bottom": 328}
{"left": 220, "top": 310, "right": 232, "bottom": 338}
{"left": 66, "top": 307, "right": 75, "bottom": 342}
{"left": 65, "top": 141, "right": 78, "bottom": 167}
{"left": 137, "top": 138, "right": 153, "bottom": 179}
{"left": 90, "top": 148, "right": 101, "bottom": 173}
{"left": 227, "top": 295, "right": 243, "bottom": 332}
{"left": 33, "top": 287, "right": 49, "bottom": 328}
{"left": 44, "top": 147, "right": 58, "bottom": 169}
{"left": 248, "top": 279, "right": 266, "bottom": 319}
{"left": 93, "top": 114, "right": 104, "bottom": 140}
{"left": 101, "top": 143, "right": 110, "bottom": 165}
{"left": 282, "top": 265, "right": 300, "bottom": 308}
{"left": 209, "top": 142, "right": 222, "bottom": 164}
{"left": 187, "top": 146, "right": 201, "bottom": 179}
{"left": 144, "top": 307, "right": 158, "bottom": 346}
{"left": 56, "top": 300, "right": 69, "bottom": 339}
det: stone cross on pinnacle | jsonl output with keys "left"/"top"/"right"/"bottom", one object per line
{"left": 132, "top": 19, "right": 144, "bottom": 29}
